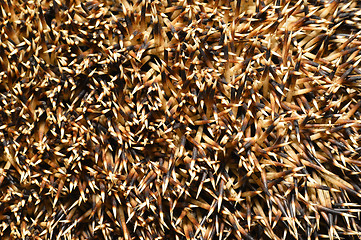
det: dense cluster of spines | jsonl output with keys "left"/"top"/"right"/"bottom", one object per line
{"left": 1, "top": 0, "right": 361, "bottom": 239}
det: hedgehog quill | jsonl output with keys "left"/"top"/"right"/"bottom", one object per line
{"left": 1, "top": 0, "right": 361, "bottom": 239}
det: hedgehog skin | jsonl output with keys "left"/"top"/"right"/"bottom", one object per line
{"left": 1, "top": 0, "right": 361, "bottom": 239}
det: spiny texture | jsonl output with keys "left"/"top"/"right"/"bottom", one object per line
{"left": 1, "top": 0, "right": 361, "bottom": 239}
